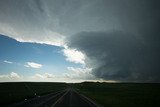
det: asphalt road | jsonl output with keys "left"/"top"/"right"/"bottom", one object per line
{"left": 6, "top": 90, "right": 66, "bottom": 107}
{"left": 6, "top": 88, "right": 100, "bottom": 107}
{"left": 52, "top": 88, "right": 99, "bottom": 107}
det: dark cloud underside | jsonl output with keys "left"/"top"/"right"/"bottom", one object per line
{"left": 68, "top": 31, "right": 160, "bottom": 82}
{"left": 67, "top": 0, "right": 160, "bottom": 82}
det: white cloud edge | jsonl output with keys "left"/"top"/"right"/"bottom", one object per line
{"left": 31, "top": 73, "right": 55, "bottom": 79}
{"left": 62, "top": 47, "right": 86, "bottom": 65}
{"left": 0, "top": 72, "right": 22, "bottom": 80}
{"left": 63, "top": 66, "right": 95, "bottom": 80}
{"left": 0, "top": 23, "right": 65, "bottom": 47}
{"left": 24, "top": 62, "right": 42, "bottom": 69}
{"left": 3, "top": 60, "right": 13, "bottom": 64}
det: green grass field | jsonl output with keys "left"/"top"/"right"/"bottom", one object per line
{"left": 0, "top": 82, "right": 68, "bottom": 106}
{"left": 74, "top": 82, "right": 160, "bottom": 107}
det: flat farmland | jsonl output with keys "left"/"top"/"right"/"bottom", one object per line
{"left": 74, "top": 82, "right": 160, "bottom": 107}
{"left": 1, "top": 82, "right": 160, "bottom": 107}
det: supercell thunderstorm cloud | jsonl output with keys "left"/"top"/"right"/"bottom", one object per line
{"left": 66, "top": 0, "right": 160, "bottom": 82}
{"left": 67, "top": 31, "right": 160, "bottom": 82}
{"left": 0, "top": 0, "right": 160, "bottom": 82}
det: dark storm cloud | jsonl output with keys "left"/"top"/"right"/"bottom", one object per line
{"left": 67, "top": 31, "right": 160, "bottom": 82}
{"left": 1, "top": 0, "right": 159, "bottom": 36}
{"left": 67, "top": 0, "right": 160, "bottom": 82}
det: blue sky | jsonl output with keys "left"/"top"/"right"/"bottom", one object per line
{"left": 0, "top": 34, "right": 89, "bottom": 82}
